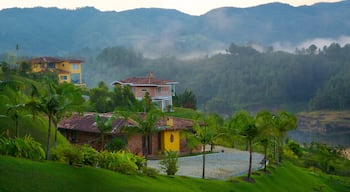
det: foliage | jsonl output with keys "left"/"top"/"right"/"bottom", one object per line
{"left": 80, "top": 144, "right": 99, "bottom": 166}
{"left": 0, "top": 135, "right": 45, "bottom": 161}
{"left": 98, "top": 150, "right": 144, "bottom": 175}
{"left": 123, "top": 110, "right": 162, "bottom": 166}
{"left": 141, "top": 167, "right": 159, "bottom": 178}
{"left": 160, "top": 150, "right": 179, "bottom": 176}
{"left": 61, "top": 145, "right": 84, "bottom": 165}
{"left": 174, "top": 89, "right": 197, "bottom": 110}
{"left": 303, "top": 142, "right": 350, "bottom": 176}
{"left": 287, "top": 140, "right": 303, "bottom": 158}
{"left": 105, "top": 137, "right": 126, "bottom": 152}
{"left": 94, "top": 114, "right": 115, "bottom": 150}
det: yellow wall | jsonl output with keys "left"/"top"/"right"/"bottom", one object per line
{"left": 30, "top": 60, "right": 82, "bottom": 85}
{"left": 55, "top": 61, "right": 71, "bottom": 72}
{"left": 31, "top": 63, "right": 45, "bottom": 72}
{"left": 161, "top": 130, "right": 180, "bottom": 152}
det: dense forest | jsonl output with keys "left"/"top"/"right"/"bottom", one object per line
{"left": 81, "top": 43, "right": 350, "bottom": 115}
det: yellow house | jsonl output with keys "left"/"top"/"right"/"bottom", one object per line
{"left": 28, "top": 57, "right": 85, "bottom": 87}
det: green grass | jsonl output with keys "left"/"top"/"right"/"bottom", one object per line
{"left": 166, "top": 107, "right": 203, "bottom": 119}
{"left": 1, "top": 156, "right": 349, "bottom": 192}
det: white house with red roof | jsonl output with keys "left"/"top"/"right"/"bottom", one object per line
{"left": 112, "top": 72, "right": 178, "bottom": 111}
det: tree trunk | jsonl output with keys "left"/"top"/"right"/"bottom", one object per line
{"left": 264, "top": 144, "right": 267, "bottom": 172}
{"left": 248, "top": 139, "right": 252, "bottom": 180}
{"left": 144, "top": 134, "right": 149, "bottom": 167}
{"left": 54, "top": 125, "right": 58, "bottom": 147}
{"left": 46, "top": 116, "right": 52, "bottom": 160}
{"left": 202, "top": 144, "right": 206, "bottom": 179}
{"left": 101, "top": 132, "right": 104, "bottom": 151}
{"left": 15, "top": 117, "right": 19, "bottom": 137}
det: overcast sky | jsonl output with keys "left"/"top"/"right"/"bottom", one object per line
{"left": 0, "top": 0, "right": 343, "bottom": 15}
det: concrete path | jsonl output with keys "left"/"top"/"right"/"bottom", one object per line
{"left": 148, "top": 146, "right": 264, "bottom": 180}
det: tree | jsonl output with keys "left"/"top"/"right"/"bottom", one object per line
{"left": 0, "top": 80, "right": 27, "bottom": 137}
{"left": 274, "top": 111, "right": 297, "bottom": 163}
{"left": 32, "top": 82, "right": 84, "bottom": 159}
{"left": 123, "top": 110, "right": 162, "bottom": 167}
{"left": 176, "top": 89, "right": 197, "bottom": 110}
{"left": 255, "top": 110, "right": 276, "bottom": 172}
{"left": 230, "top": 110, "right": 257, "bottom": 181}
{"left": 89, "top": 81, "right": 113, "bottom": 113}
{"left": 94, "top": 114, "right": 115, "bottom": 150}
{"left": 193, "top": 115, "right": 222, "bottom": 179}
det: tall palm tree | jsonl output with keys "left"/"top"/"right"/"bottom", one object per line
{"left": 31, "top": 82, "right": 84, "bottom": 160}
{"left": 274, "top": 111, "right": 297, "bottom": 163}
{"left": 255, "top": 110, "right": 276, "bottom": 172}
{"left": 94, "top": 114, "right": 115, "bottom": 150}
{"left": 193, "top": 115, "right": 222, "bottom": 179}
{"left": 0, "top": 80, "right": 27, "bottom": 137}
{"left": 230, "top": 110, "right": 257, "bottom": 181}
{"left": 122, "top": 110, "right": 162, "bottom": 167}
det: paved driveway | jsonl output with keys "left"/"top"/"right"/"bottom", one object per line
{"left": 148, "top": 146, "right": 264, "bottom": 180}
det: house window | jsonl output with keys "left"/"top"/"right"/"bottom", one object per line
{"left": 48, "top": 63, "right": 55, "bottom": 68}
{"left": 170, "top": 134, "right": 174, "bottom": 143}
{"left": 141, "top": 88, "right": 147, "bottom": 92}
{"left": 71, "top": 73, "right": 80, "bottom": 84}
{"left": 60, "top": 75, "right": 67, "bottom": 80}
{"left": 157, "top": 87, "right": 162, "bottom": 93}
{"left": 72, "top": 63, "right": 79, "bottom": 70}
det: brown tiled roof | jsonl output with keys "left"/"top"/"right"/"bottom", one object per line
{"left": 58, "top": 113, "right": 135, "bottom": 135}
{"left": 112, "top": 73, "right": 178, "bottom": 86}
{"left": 28, "top": 57, "right": 83, "bottom": 64}
{"left": 58, "top": 113, "right": 194, "bottom": 134}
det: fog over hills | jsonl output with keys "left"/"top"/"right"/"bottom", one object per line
{"left": 1, "top": 1, "right": 350, "bottom": 57}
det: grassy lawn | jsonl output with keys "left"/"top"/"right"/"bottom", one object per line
{"left": 1, "top": 155, "right": 349, "bottom": 192}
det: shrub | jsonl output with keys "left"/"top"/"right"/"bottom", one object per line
{"left": 105, "top": 137, "right": 126, "bottom": 152}
{"left": 0, "top": 135, "right": 45, "bottom": 160}
{"left": 142, "top": 167, "right": 159, "bottom": 178}
{"left": 61, "top": 145, "right": 83, "bottom": 166}
{"left": 288, "top": 141, "right": 303, "bottom": 158}
{"left": 160, "top": 150, "right": 178, "bottom": 176}
{"left": 98, "top": 151, "right": 143, "bottom": 175}
{"left": 79, "top": 145, "right": 99, "bottom": 166}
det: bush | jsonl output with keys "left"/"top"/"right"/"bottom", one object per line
{"left": 80, "top": 145, "right": 99, "bottom": 166}
{"left": 142, "top": 167, "right": 159, "bottom": 178}
{"left": 0, "top": 135, "right": 45, "bottom": 161}
{"left": 50, "top": 145, "right": 84, "bottom": 165}
{"left": 61, "top": 145, "right": 83, "bottom": 166}
{"left": 160, "top": 150, "right": 178, "bottom": 176}
{"left": 105, "top": 137, "right": 126, "bottom": 152}
{"left": 288, "top": 141, "right": 303, "bottom": 158}
{"left": 98, "top": 151, "right": 144, "bottom": 175}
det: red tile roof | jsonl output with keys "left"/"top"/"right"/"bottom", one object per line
{"left": 58, "top": 113, "right": 135, "bottom": 135}
{"left": 58, "top": 113, "right": 194, "bottom": 134}
{"left": 112, "top": 72, "right": 178, "bottom": 86}
{"left": 28, "top": 57, "right": 83, "bottom": 64}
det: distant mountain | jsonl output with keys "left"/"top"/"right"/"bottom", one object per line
{"left": 1, "top": 1, "right": 350, "bottom": 57}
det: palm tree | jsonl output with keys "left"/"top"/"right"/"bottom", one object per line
{"left": 255, "top": 110, "right": 276, "bottom": 172}
{"left": 32, "top": 82, "right": 84, "bottom": 160}
{"left": 123, "top": 110, "right": 162, "bottom": 167}
{"left": 51, "top": 83, "right": 84, "bottom": 147}
{"left": 193, "top": 115, "right": 222, "bottom": 179}
{"left": 94, "top": 114, "right": 115, "bottom": 150}
{"left": 0, "top": 80, "right": 27, "bottom": 137}
{"left": 274, "top": 111, "right": 297, "bottom": 163}
{"left": 230, "top": 110, "right": 257, "bottom": 181}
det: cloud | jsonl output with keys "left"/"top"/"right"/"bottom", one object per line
{"left": 272, "top": 35, "right": 350, "bottom": 53}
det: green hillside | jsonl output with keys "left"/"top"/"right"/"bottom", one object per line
{"left": 0, "top": 155, "right": 349, "bottom": 192}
